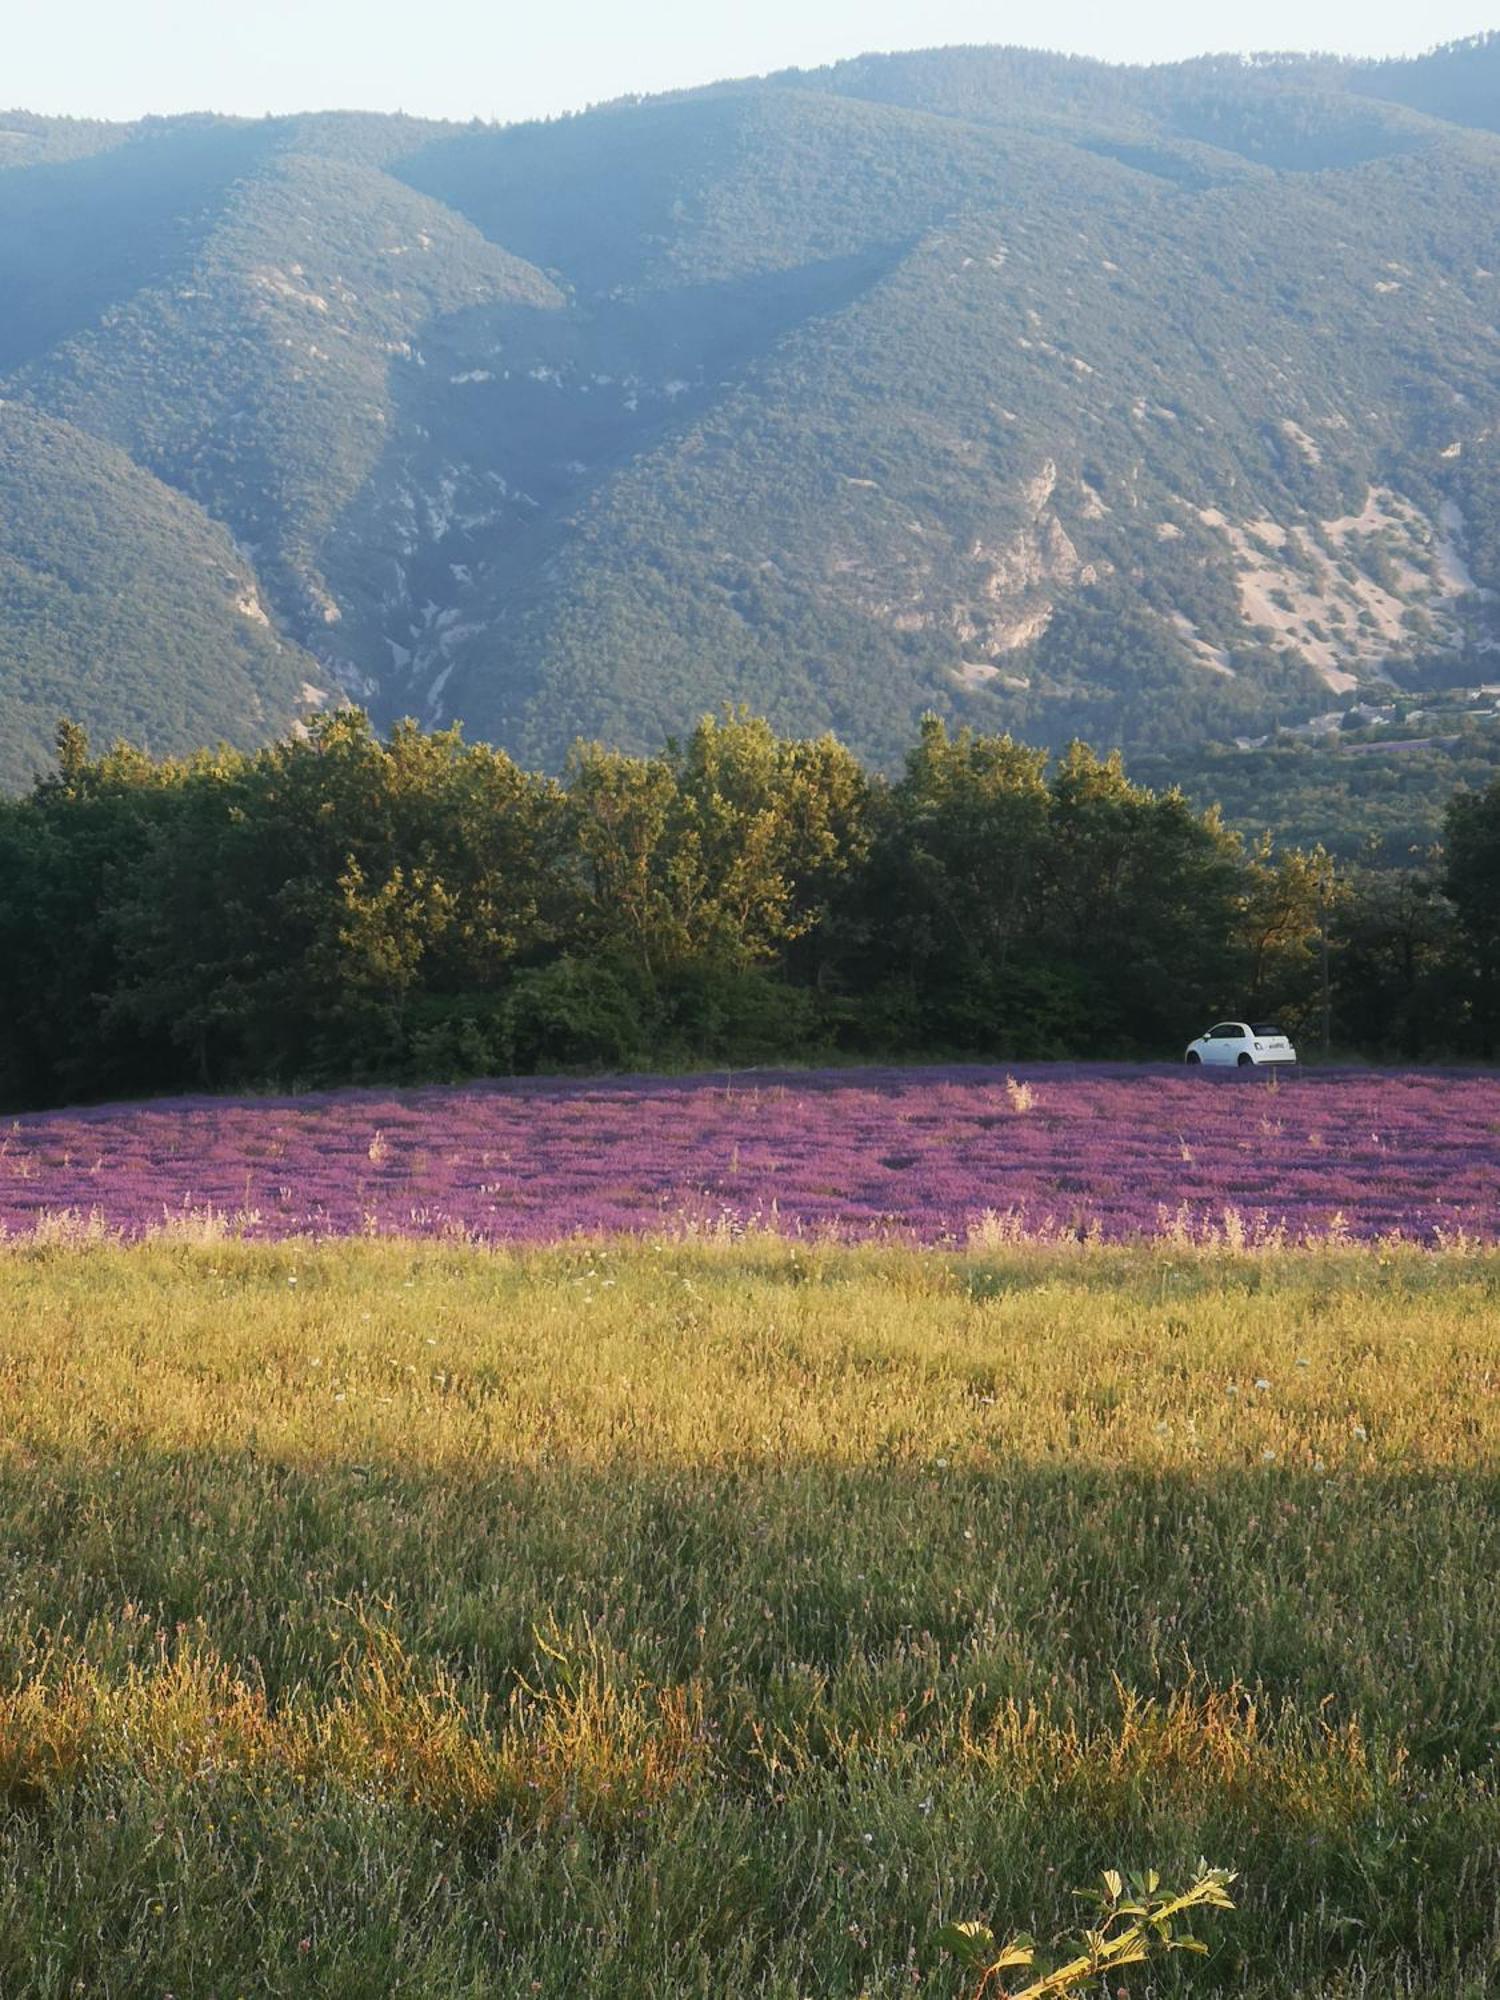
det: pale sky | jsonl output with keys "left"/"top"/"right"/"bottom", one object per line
{"left": 7, "top": 0, "right": 1498, "bottom": 124}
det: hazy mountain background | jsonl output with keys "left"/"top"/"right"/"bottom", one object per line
{"left": 2, "top": 34, "right": 1498, "bottom": 799}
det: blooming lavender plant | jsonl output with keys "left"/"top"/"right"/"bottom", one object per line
{"left": 2, "top": 1064, "right": 1497, "bottom": 1246}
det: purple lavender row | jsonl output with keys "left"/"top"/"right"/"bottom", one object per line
{"left": 2, "top": 1065, "right": 1497, "bottom": 1246}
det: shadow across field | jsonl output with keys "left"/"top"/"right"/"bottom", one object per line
{"left": 4, "top": 1443, "right": 1498, "bottom": 1753}
{"left": 0, "top": 1444, "right": 1497, "bottom": 1996}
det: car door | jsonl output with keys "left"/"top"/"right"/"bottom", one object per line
{"left": 1205, "top": 1023, "right": 1240, "bottom": 1065}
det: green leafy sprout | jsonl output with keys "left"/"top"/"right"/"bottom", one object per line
{"left": 937, "top": 1863, "right": 1237, "bottom": 1997}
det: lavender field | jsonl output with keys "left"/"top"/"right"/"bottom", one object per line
{"left": 4, "top": 1063, "right": 1498, "bottom": 1245}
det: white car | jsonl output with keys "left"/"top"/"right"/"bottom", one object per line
{"left": 1184, "top": 1020, "right": 1298, "bottom": 1068}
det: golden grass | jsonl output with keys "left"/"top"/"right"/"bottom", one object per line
{"left": 0, "top": 1232, "right": 1493, "bottom": 1475}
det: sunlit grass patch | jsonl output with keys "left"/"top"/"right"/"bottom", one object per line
{"left": 0, "top": 1623, "right": 708, "bottom": 1838}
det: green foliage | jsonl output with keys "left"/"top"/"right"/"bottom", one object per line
{"left": 4, "top": 707, "right": 1496, "bottom": 1109}
{"left": 1334, "top": 864, "right": 1459, "bottom": 1059}
{"left": 1134, "top": 723, "right": 1500, "bottom": 864}
{"left": 0, "top": 726, "right": 204, "bottom": 1104}
{"left": 91, "top": 711, "right": 570, "bottom": 1093}
{"left": 855, "top": 722, "right": 1244, "bottom": 1054}
{"left": 568, "top": 711, "right": 871, "bottom": 978}
{"left": 1235, "top": 840, "right": 1335, "bottom": 1028}
{"left": 505, "top": 954, "right": 655, "bottom": 1072}
{"left": 1444, "top": 777, "right": 1500, "bottom": 1054}
{"left": 938, "top": 1864, "right": 1236, "bottom": 1997}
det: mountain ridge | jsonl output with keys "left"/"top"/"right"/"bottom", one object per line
{"left": 1, "top": 35, "right": 1497, "bottom": 788}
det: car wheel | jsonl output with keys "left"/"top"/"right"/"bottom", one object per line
{"left": 1185, "top": 1051, "right": 1201, "bottom": 1064}
{"left": 1237, "top": 1052, "right": 1253, "bottom": 1067}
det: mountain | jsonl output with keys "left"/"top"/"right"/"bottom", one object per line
{"left": 0, "top": 402, "right": 318, "bottom": 786}
{"left": 1, "top": 36, "right": 1498, "bottom": 783}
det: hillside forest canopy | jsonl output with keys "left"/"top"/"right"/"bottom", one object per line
{"left": 3, "top": 708, "right": 1498, "bottom": 1111}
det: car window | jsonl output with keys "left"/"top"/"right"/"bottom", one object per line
{"left": 1209, "top": 1024, "right": 1238, "bottom": 1038}
{"left": 1250, "top": 1022, "right": 1284, "bottom": 1036}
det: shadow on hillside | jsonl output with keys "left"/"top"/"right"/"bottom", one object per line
{"left": 319, "top": 241, "right": 907, "bottom": 744}
{"left": 0, "top": 121, "right": 278, "bottom": 374}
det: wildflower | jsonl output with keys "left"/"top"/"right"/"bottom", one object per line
{"left": 1353, "top": 1424, "right": 1368, "bottom": 1441}
{"left": 1261, "top": 1448, "right": 1277, "bottom": 1462}
{"left": 1313, "top": 1458, "right": 1326, "bottom": 1473}
{"left": 1226, "top": 1384, "right": 1239, "bottom": 1397}
{"left": 1254, "top": 1378, "right": 1271, "bottom": 1391}
{"left": 1296, "top": 1357, "right": 1310, "bottom": 1368}
{"left": 1155, "top": 1420, "right": 1170, "bottom": 1435}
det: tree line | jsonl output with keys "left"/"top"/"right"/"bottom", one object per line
{"left": 2, "top": 708, "right": 1498, "bottom": 1109}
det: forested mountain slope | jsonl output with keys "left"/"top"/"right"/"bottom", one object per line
{"left": 1, "top": 36, "right": 1498, "bottom": 778}
{"left": 0, "top": 404, "right": 317, "bottom": 786}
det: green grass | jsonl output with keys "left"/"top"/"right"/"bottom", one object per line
{"left": 0, "top": 1235, "right": 1496, "bottom": 1996}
